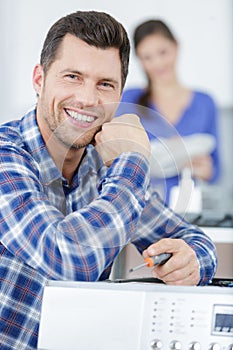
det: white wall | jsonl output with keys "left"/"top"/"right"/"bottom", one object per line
{"left": 0, "top": 0, "right": 232, "bottom": 122}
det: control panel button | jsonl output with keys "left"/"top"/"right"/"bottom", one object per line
{"left": 208, "top": 344, "right": 221, "bottom": 350}
{"left": 189, "top": 342, "right": 201, "bottom": 350}
{"left": 170, "top": 340, "right": 182, "bottom": 349}
{"left": 150, "top": 339, "right": 162, "bottom": 349}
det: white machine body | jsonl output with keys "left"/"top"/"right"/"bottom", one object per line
{"left": 38, "top": 281, "right": 233, "bottom": 350}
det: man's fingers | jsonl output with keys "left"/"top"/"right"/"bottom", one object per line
{"left": 94, "top": 114, "right": 151, "bottom": 166}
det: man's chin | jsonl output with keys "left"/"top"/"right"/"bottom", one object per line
{"left": 53, "top": 127, "right": 98, "bottom": 149}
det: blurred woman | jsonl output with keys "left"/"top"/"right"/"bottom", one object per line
{"left": 116, "top": 19, "right": 220, "bottom": 205}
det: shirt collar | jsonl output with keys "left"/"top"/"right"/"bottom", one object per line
{"left": 20, "top": 105, "right": 100, "bottom": 186}
{"left": 20, "top": 105, "right": 61, "bottom": 185}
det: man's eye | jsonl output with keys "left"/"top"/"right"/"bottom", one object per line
{"left": 67, "top": 74, "right": 78, "bottom": 79}
{"left": 100, "top": 82, "right": 114, "bottom": 89}
{"left": 64, "top": 74, "right": 82, "bottom": 83}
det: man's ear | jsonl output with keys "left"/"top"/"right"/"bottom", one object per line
{"left": 32, "top": 64, "right": 44, "bottom": 96}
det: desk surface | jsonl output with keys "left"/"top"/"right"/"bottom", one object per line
{"left": 201, "top": 226, "right": 233, "bottom": 243}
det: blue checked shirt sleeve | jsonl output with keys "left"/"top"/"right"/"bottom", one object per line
{"left": 0, "top": 141, "right": 150, "bottom": 281}
{"left": 132, "top": 189, "right": 218, "bottom": 285}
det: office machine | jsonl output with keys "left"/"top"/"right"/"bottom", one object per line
{"left": 38, "top": 280, "right": 233, "bottom": 350}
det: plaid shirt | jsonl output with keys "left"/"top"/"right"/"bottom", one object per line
{"left": 0, "top": 106, "right": 217, "bottom": 349}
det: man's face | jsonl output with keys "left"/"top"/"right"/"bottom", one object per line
{"left": 33, "top": 34, "right": 122, "bottom": 149}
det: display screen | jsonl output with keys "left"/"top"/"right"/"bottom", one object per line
{"left": 215, "top": 314, "right": 233, "bottom": 331}
{"left": 212, "top": 305, "right": 233, "bottom": 336}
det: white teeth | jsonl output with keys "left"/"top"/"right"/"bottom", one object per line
{"left": 66, "top": 109, "right": 95, "bottom": 123}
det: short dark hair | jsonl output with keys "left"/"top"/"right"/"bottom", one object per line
{"left": 40, "top": 10, "right": 130, "bottom": 89}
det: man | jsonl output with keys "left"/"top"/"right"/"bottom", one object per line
{"left": 0, "top": 10, "right": 217, "bottom": 349}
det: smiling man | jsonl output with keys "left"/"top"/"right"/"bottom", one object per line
{"left": 0, "top": 11, "right": 217, "bottom": 349}
{"left": 34, "top": 34, "right": 122, "bottom": 150}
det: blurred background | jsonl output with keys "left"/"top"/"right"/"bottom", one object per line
{"left": 0, "top": 0, "right": 232, "bottom": 212}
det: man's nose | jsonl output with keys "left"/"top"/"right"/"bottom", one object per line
{"left": 75, "top": 82, "right": 100, "bottom": 107}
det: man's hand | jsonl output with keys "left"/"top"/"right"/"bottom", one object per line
{"left": 94, "top": 114, "right": 151, "bottom": 166}
{"left": 143, "top": 238, "right": 200, "bottom": 285}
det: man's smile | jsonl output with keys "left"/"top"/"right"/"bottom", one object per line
{"left": 65, "top": 108, "right": 97, "bottom": 123}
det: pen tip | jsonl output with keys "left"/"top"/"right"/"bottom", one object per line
{"left": 129, "top": 269, "right": 133, "bottom": 273}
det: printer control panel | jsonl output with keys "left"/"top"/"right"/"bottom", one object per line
{"left": 143, "top": 288, "right": 233, "bottom": 349}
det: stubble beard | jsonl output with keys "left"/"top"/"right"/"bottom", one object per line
{"left": 54, "top": 124, "right": 102, "bottom": 150}
{"left": 44, "top": 106, "right": 102, "bottom": 150}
